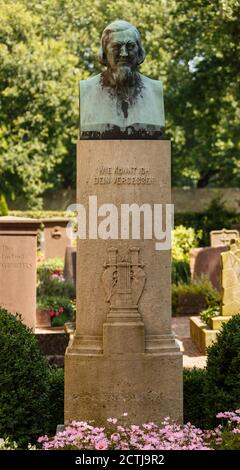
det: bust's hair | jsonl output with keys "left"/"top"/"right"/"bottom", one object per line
{"left": 99, "top": 20, "right": 146, "bottom": 66}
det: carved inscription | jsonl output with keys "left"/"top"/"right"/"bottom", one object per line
{"left": 0, "top": 245, "right": 32, "bottom": 269}
{"left": 94, "top": 166, "right": 154, "bottom": 185}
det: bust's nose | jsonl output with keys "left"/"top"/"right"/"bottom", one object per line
{"left": 119, "top": 44, "right": 128, "bottom": 57}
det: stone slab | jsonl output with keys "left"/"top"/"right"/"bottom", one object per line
{"left": 190, "top": 316, "right": 218, "bottom": 354}
{"left": 209, "top": 315, "right": 231, "bottom": 330}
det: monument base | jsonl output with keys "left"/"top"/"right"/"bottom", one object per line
{"left": 64, "top": 346, "right": 182, "bottom": 425}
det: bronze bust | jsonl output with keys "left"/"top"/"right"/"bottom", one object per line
{"left": 80, "top": 20, "right": 165, "bottom": 139}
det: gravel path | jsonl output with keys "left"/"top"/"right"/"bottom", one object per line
{"left": 171, "top": 316, "right": 207, "bottom": 369}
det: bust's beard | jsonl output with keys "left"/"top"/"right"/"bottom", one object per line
{"left": 112, "top": 65, "right": 136, "bottom": 88}
{"left": 102, "top": 65, "right": 138, "bottom": 98}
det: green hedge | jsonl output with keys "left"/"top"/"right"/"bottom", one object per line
{"left": 204, "top": 314, "right": 240, "bottom": 427}
{"left": 183, "top": 368, "right": 206, "bottom": 428}
{"left": 0, "top": 194, "right": 8, "bottom": 216}
{"left": 172, "top": 278, "right": 220, "bottom": 315}
{"left": 172, "top": 259, "right": 190, "bottom": 285}
{"left": 47, "top": 368, "right": 64, "bottom": 435}
{"left": 183, "top": 315, "right": 240, "bottom": 429}
{"left": 0, "top": 308, "right": 65, "bottom": 447}
{"left": 9, "top": 210, "right": 75, "bottom": 219}
{"left": 175, "top": 198, "right": 239, "bottom": 246}
{"left": 0, "top": 308, "right": 49, "bottom": 447}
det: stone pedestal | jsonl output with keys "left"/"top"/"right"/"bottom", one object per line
{"left": 0, "top": 216, "right": 40, "bottom": 329}
{"left": 41, "top": 218, "right": 72, "bottom": 260}
{"left": 65, "top": 140, "right": 182, "bottom": 425}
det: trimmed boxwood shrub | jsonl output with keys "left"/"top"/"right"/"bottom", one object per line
{"left": 0, "top": 194, "right": 8, "bottom": 215}
{"left": 204, "top": 314, "right": 240, "bottom": 427}
{"left": 183, "top": 368, "right": 206, "bottom": 428}
{"left": 0, "top": 308, "right": 49, "bottom": 446}
{"left": 47, "top": 367, "right": 64, "bottom": 434}
{"left": 172, "top": 259, "right": 190, "bottom": 285}
{"left": 175, "top": 198, "right": 239, "bottom": 247}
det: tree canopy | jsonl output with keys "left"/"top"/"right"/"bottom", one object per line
{"left": 0, "top": 0, "right": 239, "bottom": 207}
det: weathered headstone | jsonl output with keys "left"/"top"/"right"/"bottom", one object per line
{"left": 41, "top": 218, "right": 72, "bottom": 260}
{"left": 210, "top": 228, "right": 239, "bottom": 248}
{"left": 0, "top": 216, "right": 40, "bottom": 329}
{"left": 190, "top": 246, "right": 228, "bottom": 291}
{"left": 65, "top": 20, "right": 182, "bottom": 425}
{"left": 221, "top": 239, "right": 240, "bottom": 316}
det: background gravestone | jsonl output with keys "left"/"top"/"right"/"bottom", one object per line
{"left": 0, "top": 216, "right": 40, "bottom": 329}
{"left": 210, "top": 228, "right": 239, "bottom": 248}
{"left": 221, "top": 239, "right": 240, "bottom": 316}
{"left": 190, "top": 246, "right": 228, "bottom": 291}
{"left": 41, "top": 218, "right": 72, "bottom": 260}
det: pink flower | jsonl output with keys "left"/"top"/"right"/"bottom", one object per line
{"left": 48, "top": 310, "right": 55, "bottom": 317}
{"left": 111, "top": 433, "right": 120, "bottom": 442}
{"left": 58, "top": 307, "right": 64, "bottom": 313}
{"left": 95, "top": 439, "right": 108, "bottom": 450}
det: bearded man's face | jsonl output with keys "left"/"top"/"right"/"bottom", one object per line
{"left": 104, "top": 30, "right": 139, "bottom": 86}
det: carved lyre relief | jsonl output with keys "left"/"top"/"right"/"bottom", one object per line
{"left": 102, "top": 247, "right": 146, "bottom": 314}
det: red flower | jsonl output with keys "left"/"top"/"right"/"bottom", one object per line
{"left": 58, "top": 307, "right": 64, "bottom": 313}
{"left": 49, "top": 310, "right": 55, "bottom": 317}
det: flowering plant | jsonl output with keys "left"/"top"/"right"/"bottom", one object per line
{"left": 48, "top": 306, "right": 64, "bottom": 319}
{"left": 37, "top": 296, "right": 75, "bottom": 326}
{"left": 37, "top": 410, "right": 240, "bottom": 450}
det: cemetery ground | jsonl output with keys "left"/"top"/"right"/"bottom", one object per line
{"left": 0, "top": 209, "right": 240, "bottom": 451}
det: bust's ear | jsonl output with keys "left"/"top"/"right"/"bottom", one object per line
{"left": 99, "top": 47, "right": 108, "bottom": 66}
{"left": 137, "top": 45, "right": 146, "bottom": 65}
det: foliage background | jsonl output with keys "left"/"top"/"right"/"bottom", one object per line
{"left": 0, "top": 0, "right": 239, "bottom": 207}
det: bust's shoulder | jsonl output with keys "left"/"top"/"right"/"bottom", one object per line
{"left": 80, "top": 73, "right": 101, "bottom": 89}
{"left": 139, "top": 73, "right": 163, "bottom": 90}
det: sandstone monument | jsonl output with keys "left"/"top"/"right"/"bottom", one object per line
{"left": 65, "top": 20, "right": 182, "bottom": 424}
